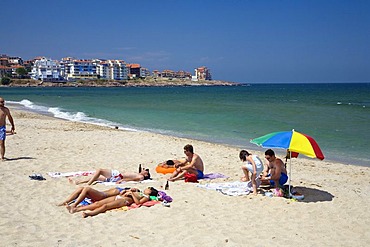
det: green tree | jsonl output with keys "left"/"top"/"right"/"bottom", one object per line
{"left": 16, "top": 67, "right": 27, "bottom": 78}
{"left": 1, "top": 77, "right": 11, "bottom": 85}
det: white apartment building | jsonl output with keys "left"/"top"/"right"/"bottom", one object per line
{"left": 65, "top": 59, "right": 98, "bottom": 81}
{"left": 96, "top": 60, "right": 128, "bottom": 80}
{"left": 108, "top": 60, "right": 128, "bottom": 80}
{"left": 31, "top": 57, "right": 63, "bottom": 81}
{"left": 96, "top": 61, "right": 110, "bottom": 79}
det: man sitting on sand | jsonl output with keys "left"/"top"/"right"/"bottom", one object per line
{"left": 69, "top": 168, "right": 151, "bottom": 185}
{"left": 168, "top": 144, "right": 205, "bottom": 181}
{"left": 260, "top": 149, "right": 288, "bottom": 188}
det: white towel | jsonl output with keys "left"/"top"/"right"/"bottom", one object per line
{"left": 197, "top": 180, "right": 261, "bottom": 196}
{"left": 47, "top": 171, "right": 95, "bottom": 178}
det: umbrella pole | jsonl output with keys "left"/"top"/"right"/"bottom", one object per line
{"left": 288, "top": 151, "right": 292, "bottom": 198}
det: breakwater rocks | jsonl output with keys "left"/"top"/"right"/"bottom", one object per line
{"left": 3, "top": 78, "right": 240, "bottom": 87}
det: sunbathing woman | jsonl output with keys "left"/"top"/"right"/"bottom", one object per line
{"left": 67, "top": 187, "right": 159, "bottom": 218}
{"left": 68, "top": 167, "right": 151, "bottom": 185}
{"left": 57, "top": 186, "right": 139, "bottom": 208}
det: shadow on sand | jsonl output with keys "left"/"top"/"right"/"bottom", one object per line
{"left": 4, "top": 157, "right": 35, "bottom": 161}
{"left": 292, "top": 186, "right": 334, "bottom": 203}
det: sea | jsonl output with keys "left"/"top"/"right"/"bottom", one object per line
{"left": 1, "top": 83, "right": 369, "bottom": 167}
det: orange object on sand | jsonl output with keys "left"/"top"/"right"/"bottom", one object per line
{"left": 155, "top": 166, "right": 176, "bottom": 174}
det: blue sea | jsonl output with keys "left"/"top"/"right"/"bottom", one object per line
{"left": 1, "top": 83, "right": 369, "bottom": 166}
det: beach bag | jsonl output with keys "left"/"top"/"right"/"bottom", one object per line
{"left": 184, "top": 173, "right": 198, "bottom": 183}
{"left": 158, "top": 191, "right": 173, "bottom": 202}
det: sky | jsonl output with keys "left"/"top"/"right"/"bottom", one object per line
{"left": 1, "top": 0, "right": 369, "bottom": 83}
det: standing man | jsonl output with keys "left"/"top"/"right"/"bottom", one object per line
{"left": 168, "top": 144, "right": 205, "bottom": 181}
{"left": 0, "top": 97, "right": 15, "bottom": 161}
{"left": 260, "top": 149, "right": 288, "bottom": 188}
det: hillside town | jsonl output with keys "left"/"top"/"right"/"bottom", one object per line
{"left": 0, "top": 54, "right": 220, "bottom": 86}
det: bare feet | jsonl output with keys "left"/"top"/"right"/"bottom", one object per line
{"left": 82, "top": 212, "right": 89, "bottom": 218}
{"left": 68, "top": 177, "right": 81, "bottom": 185}
{"left": 66, "top": 205, "right": 77, "bottom": 214}
{"left": 241, "top": 176, "right": 249, "bottom": 182}
{"left": 56, "top": 202, "right": 66, "bottom": 206}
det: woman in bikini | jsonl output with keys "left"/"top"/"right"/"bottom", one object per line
{"left": 67, "top": 187, "right": 159, "bottom": 218}
{"left": 57, "top": 186, "right": 139, "bottom": 209}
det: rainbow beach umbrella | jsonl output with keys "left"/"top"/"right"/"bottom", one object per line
{"left": 250, "top": 129, "right": 324, "bottom": 160}
{"left": 250, "top": 129, "right": 324, "bottom": 198}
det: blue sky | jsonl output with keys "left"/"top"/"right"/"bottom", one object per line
{"left": 1, "top": 0, "right": 369, "bottom": 83}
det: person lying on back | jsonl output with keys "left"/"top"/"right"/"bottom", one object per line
{"left": 68, "top": 187, "right": 159, "bottom": 218}
{"left": 158, "top": 159, "right": 186, "bottom": 168}
{"left": 57, "top": 186, "right": 140, "bottom": 212}
{"left": 68, "top": 168, "right": 151, "bottom": 185}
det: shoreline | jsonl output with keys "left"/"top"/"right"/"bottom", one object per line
{"left": 1, "top": 109, "right": 369, "bottom": 246}
{"left": 9, "top": 103, "right": 368, "bottom": 168}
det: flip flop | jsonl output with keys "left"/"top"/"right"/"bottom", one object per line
{"left": 29, "top": 174, "right": 46, "bottom": 181}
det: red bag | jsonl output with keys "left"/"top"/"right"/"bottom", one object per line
{"left": 184, "top": 173, "right": 198, "bottom": 183}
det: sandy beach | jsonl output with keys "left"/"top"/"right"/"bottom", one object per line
{"left": 0, "top": 109, "right": 369, "bottom": 247}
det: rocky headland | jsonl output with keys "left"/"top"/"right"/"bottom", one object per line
{"left": 3, "top": 78, "right": 240, "bottom": 87}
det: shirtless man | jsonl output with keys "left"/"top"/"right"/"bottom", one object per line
{"left": 168, "top": 144, "right": 205, "bottom": 181}
{"left": 260, "top": 149, "right": 288, "bottom": 188}
{"left": 69, "top": 168, "right": 151, "bottom": 185}
{"left": 0, "top": 97, "right": 15, "bottom": 161}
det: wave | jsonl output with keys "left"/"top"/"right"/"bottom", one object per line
{"left": 336, "top": 101, "right": 368, "bottom": 108}
{"left": 8, "top": 99, "right": 139, "bottom": 132}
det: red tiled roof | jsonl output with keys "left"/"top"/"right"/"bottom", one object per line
{"left": 128, "top": 64, "right": 140, "bottom": 68}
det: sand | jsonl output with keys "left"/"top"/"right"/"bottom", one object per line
{"left": 0, "top": 109, "right": 369, "bottom": 247}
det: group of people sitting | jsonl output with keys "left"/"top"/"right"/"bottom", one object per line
{"left": 59, "top": 144, "right": 287, "bottom": 217}
{"left": 239, "top": 148, "right": 288, "bottom": 195}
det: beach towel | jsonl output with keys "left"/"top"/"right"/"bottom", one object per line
{"left": 47, "top": 171, "right": 95, "bottom": 178}
{"left": 97, "top": 180, "right": 157, "bottom": 186}
{"left": 128, "top": 200, "right": 161, "bottom": 209}
{"left": 197, "top": 180, "right": 260, "bottom": 196}
{"left": 201, "top": 173, "right": 228, "bottom": 180}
